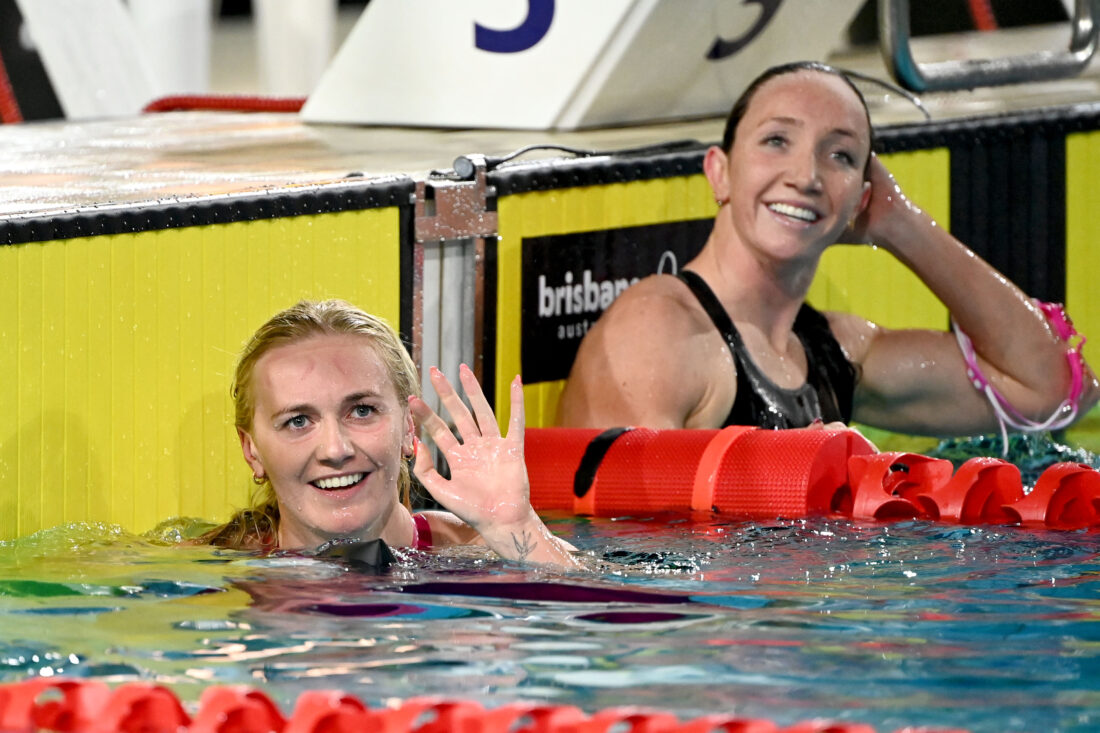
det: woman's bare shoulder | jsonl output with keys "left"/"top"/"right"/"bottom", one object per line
{"left": 559, "top": 273, "right": 729, "bottom": 428}
{"left": 596, "top": 273, "right": 709, "bottom": 332}
{"left": 573, "top": 273, "right": 716, "bottom": 374}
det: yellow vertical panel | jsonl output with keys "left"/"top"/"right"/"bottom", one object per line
{"left": 267, "top": 219, "right": 296, "bottom": 311}
{"left": 303, "top": 209, "right": 401, "bottom": 324}
{"left": 527, "top": 380, "right": 565, "bottom": 426}
{"left": 154, "top": 230, "right": 182, "bottom": 522}
{"left": 542, "top": 383, "right": 560, "bottom": 427}
{"left": 40, "top": 243, "right": 67, "bottom": 527}
{"left": 242, "top": 216, "right": 271, "bottom": 331}
{"left": 226, "top": 223, "right": 257, "bottom": 349}
{"left": 524, "top": 383, "right": 548, "bottom": 428}
{"left": 291, "top": 220, "right": 316, "bottom": 301}
{"left": 369, "top": 208, "right": 402, "bottom": 321}
{"left": 315, "top": 214, "right": 353, "bottom": 300}
{"left": 222, "top": 219, "right": 268, "bottom": 516}
{"left": 131, "top": 232, "right": 160, "bottom": 531}
{"left": 498, "top": 175, "right": 718, "bottom": 426}
{"left": 110, "top": 234, "right": 137, "bottom": 529}
{"left": 0, "top": 244, "right": 19, "bottom": 540}
{"left": 353, "top": 210, "right": 400, "bottom": 318}
{"left": 202, "top": 225, "right": 231, "bottom": 521}
{"left": 1065, "top": 131, "right": 1100, "bottom": 451}
{"left": 0, "top": 245, "right": 20, "bottom": 537}
{"left": 63, "top": 234, "right": 90, "bottom": 524}
{"left": 225, "top": 224, "right": 256, "bottom": 517}
{"left": 177, "top": 228, "right": 208, "bottom": 521}
{"left": 809, "top": 149, "right": 951, "bottom": 330}
{"left": 85, "top": 237, "right": 112, "bottom": 530}
{"left": 1066, "top": 131, "right": 1100, "bottom": 374}
{"left": 18, "top": 242, "right": 44, "bottom": 536}
{"left": 321, "top": 214, "right": 348, "bottom": 294}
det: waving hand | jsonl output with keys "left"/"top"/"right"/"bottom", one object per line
{"left": 409, "top": 365, "right": 578, "bottom": 567}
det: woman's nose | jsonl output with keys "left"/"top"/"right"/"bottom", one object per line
{"left": 787, "top": 151, "right": 822, "bottom": 192}
{"left": 318, "top": 421, "right": 354, "bottom": 464}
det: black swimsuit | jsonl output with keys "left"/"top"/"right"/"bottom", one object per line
{"left": 678, "top": 271, "right": 858, "bottom": 429}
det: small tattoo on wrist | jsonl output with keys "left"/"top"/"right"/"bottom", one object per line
{"left": 511, "top": 529, "right": 535, "bottom": 561}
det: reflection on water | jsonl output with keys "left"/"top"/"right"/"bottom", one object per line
{"left": 1, "top": 515, "right": 1099, "bottom": 733}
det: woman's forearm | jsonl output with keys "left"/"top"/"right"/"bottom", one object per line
{"left": 878, "top": 202, "right": 1084, "bottom": 418}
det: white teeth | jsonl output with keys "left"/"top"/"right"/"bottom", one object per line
{"left": 313, "top": 473, "right": 364, "bottom": 490}
{"left": 768, "top": 202, "right": 819, "bottom": 222}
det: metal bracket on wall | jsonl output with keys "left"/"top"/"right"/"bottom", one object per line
{"left": 413, "top": 154, "right": 498, "bottom": 241}
{"left": 411, "top": 155, "right": 498, "bottom": 387}
{"left": 879, "top": 0, "right": 1099, "bottom": 92}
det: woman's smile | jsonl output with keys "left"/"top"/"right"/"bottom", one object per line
{"left": 766, "top": 200, "right": 822, "bottom": 226}
{"left": 310, "top": 472, "right": 367, "bottom": 491}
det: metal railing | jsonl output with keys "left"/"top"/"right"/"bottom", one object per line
{"left": 879, "top": 0, "right": 1099, "bottom": 92}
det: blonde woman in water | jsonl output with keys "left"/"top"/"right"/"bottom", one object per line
{"left": 204, "top": 299, "right": 578, "bottom": 569}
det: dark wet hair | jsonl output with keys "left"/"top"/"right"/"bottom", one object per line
{"left": 720, "top": 61, "right": 874, "bottom": 180}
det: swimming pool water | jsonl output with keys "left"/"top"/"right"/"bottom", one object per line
{"left": 1, "top": 514, "right": 1098, "bottom": 733}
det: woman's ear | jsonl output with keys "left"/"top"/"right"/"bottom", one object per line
{"left": 238, "top": 428, "right": 265, "bottom": 479}
{"left": 857, "top": 180, "right": 872, "bottom": 216}
{"left": 703, "top": 145, "right": 731, "bottom": 206}
{"left": 402, "top": 409, "right": 416, "bottom": 458}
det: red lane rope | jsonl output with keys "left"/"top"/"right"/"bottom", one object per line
{"left": 0, "top": 679, "right": 972, "bottom": 733}
{"left": 967, "top": 0, "right": 999, "bottom": 31}
{"left": 526, "top": 427, "right": 1100, "bottom": 529}
{"left": 143, "top": 94, "right": 305, "bottom": 113}
{"left": 0, "top": 50, "right": 23, "bottom": 123}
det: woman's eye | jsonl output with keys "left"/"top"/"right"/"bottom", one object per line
{"left": 351, "top": 404, "right": 375, "bottom": 419}
{"left": 832, "top": 150, "right": 856, "bottom": 166}
{"left": 284, "top": 415, "right": 309, "bottom": 429}
{"left": 763, "top": 134, "right": 787, "bottom": 147}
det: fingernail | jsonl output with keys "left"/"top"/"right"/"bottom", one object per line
{"left": 811, "top": 418, "right": 823, "bottom": 426}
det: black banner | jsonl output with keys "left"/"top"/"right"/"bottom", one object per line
{"left": 521, "top": 218, "right": 712, "bottom": 383}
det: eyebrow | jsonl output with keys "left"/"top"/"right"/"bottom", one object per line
{"left": 272, "top": 391, "right": 382, "bottom": 417}
{"left": 342, "top": 391, "right": 381, "bottom": 405}
{"left": 762, "top": 116, "right": 863, "bottom": 141}
{"left": 272, "top": 403, "right": 316, "bottom": 419}
{"left": 766, "top": 115, "right": 802, "bottom": 127}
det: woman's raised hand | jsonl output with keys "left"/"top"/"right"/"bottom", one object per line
{"left": 842, "top": 153, "right": 925, "bottom": 250}
{"left": 409, "top": 365, "right": 578, "bottom": 567}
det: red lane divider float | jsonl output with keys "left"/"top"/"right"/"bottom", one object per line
{"left": 526, "top": 427, "right": 1100, "bottom": 529}
{"left": 142, "top": 95, "right": 306, "bottom": 113}
{"left": 0, "top": 679, "right": 969, "bottom": 733}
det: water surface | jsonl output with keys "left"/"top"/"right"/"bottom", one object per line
{"left": 1, "top": 515, "right": 1098, "bottom": 733}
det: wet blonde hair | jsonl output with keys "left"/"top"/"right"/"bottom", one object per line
{"left": 203, "top": 299, "right": 420, "bottom": 550}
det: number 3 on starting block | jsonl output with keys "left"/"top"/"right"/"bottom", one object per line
{"left": 302, "top": 0, "right": 865, "bottom": 130}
